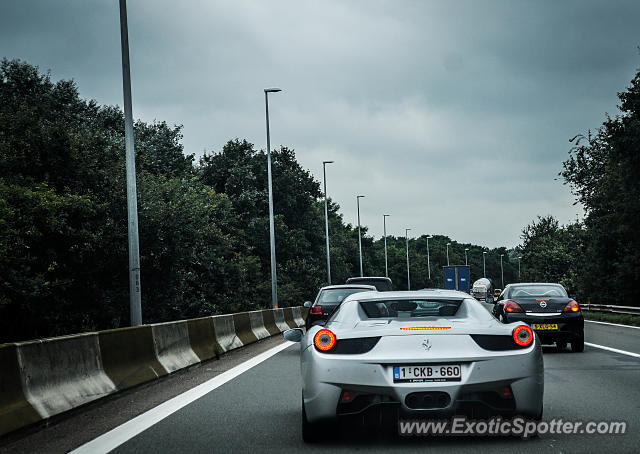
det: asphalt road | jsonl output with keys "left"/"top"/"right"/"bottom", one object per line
{"left": 3, "top": 320, "right": 639, "bottom": 453}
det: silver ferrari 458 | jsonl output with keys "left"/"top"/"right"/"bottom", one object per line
{"left": 284, "top": 290, "right": 544, "bottom": 442}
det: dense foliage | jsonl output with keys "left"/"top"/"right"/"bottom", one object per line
{"left": 519, "top": 65, "right": 640, "bottom": 306}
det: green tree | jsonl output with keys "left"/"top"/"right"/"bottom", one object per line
{"left": 561, "top": 67, "right": 640, "bottom": 305}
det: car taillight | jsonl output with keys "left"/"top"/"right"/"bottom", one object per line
{"left": 310, "top": 305, "right": 322, "bottom": 315}
{"left": 504, "top": 300, "right": 524, "bottom": 313}
{"left": 340, "top": 390, "right": 357, "bottom": 403}
{"left": 563, "top": 300, "right": 580, "bottom": 313}
{"left": 314, "top": 329, "right": 336, "bottom": 352}
{"left": 512, "top": 325, "right": 534, "bottom": 347}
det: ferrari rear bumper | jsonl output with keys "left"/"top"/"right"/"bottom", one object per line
{"left": 302, "top": 341, "right": 543, "bottom": 422}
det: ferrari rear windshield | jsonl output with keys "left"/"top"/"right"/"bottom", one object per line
{"left": 360, "top": 299, "right": 462, "bottom": 318}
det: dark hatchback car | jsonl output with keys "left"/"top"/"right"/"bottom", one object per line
{"left": 345, "top": 276, "right": 393, "bottom": 291}
{"left": 493, "top": 283, "right": 584, "bottom": 352}
{"left": 304, "top": 284, "right": 376, "bottom": 329}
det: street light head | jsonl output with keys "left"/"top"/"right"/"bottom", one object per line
{"left": 483, "top": 251, "right": 487, "bottom": 255}
{"left": 264, "top": 88, "right": 282, "bottom": 93}
{"left": 465, "top": 248, "right": 469, "bottom": 251}
{"left": 447, "top": 242, "right": 451, "bottom": 246}
{"left": 323, "top": 160, "right": 334, "bottom": 165}
{"left": 357, "top": 195, "right": 365, "bottom": 199}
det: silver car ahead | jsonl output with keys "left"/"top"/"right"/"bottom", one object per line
{"left": 285, "top": 290, "right": 543, "bottom": 442}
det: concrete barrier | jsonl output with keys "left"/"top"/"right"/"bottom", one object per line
{"left": 0, "top": 306, "right": 303, "bottom": 437}
{"left": 248, "top": 311, "right": 271, "bottom": 340}
{"left": 211, "top": 315, "right": 243, "bottom": 353}
{"left": 99, "top": 326, "right": 168, "bottom": 390}
{"left": 282, "top": 307, "right": 298, "bottom": 329}
{"left": 15, "top": 333, "right": 116, "bottom": 419}
{"left": 0, "top": 344, "right": 42, "bottom": 436}
{"left": 260, "top": 309, "right": 281, "bottom": 336}
{"left": 273, "top": 308, "right": 291, "bottom": 332}
{"left": 152, "top": 321, "right": 201, "bottom": 373}
{"left": 187, "top": 316, "right": 220, "bottom": 361}
{"left": 232, "top": 312, "right": 259, "bottom": 345}
{"left": 292, "top": 307, "right": 305, "bottom": 327}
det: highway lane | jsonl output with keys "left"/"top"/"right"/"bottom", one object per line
{"left": 100, "top": 326, "right": 639, "bottom": 453}
{"left": 584, "top": 320, "right": 640, "bottom": 355}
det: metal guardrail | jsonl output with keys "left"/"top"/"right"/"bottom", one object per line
{"left": 583, "top": 303, "right": 640, "bottom": 316}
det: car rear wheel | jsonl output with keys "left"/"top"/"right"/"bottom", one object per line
{"left": 302, "top": 396, "right": 321, "bottom": 443}
{"left": 571, "top": 335, "right": 584, "bottom": 353}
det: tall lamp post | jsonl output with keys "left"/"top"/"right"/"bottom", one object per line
{"left": 464, "top": 248, "right": 469, "bottom": 266}
{"left": 405, "top": 228, "right": 411, "bottom": 290}
{"left": 483, "top": 251, "right": 487, "bottom": 277}
{"left": 500, "top": 254, "right": 504, "bottom": 288}
{"left": 446, "top": 242, "right": 451, "bottom": 266}
{"left": 264, "top": 87, "right": 281, "bottom": 308}
{"left": 518, "top": 256, "right": 522, "bottom": 281}
{"left": 322, "top": 161, "right": 334, "bottom": 284}
{"left": 357, "top": 195, "right": 365, "bottom": 277}
{"left": 426, "top": 235, "right": 433, "bottom": 280}
{"left": 383, "top": 214, "right": 390, "bottom": 278}
{"left": 119, "top": 0, "right": 142, "bottom": 326}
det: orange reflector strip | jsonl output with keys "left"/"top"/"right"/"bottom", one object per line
{"left": 400, "top": 327, "right": 451, "bottom": 331}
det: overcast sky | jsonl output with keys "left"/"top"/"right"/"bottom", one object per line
{"left": 2, "top": 0, "right": 639, "bottom": 248}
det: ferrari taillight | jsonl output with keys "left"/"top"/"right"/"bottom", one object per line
{"left": 310, "top": 305, "right": 322, "bottom": 315}
{"left": 504, "top": 300, "right": 524, "bottom": 313}
{"left": 340, "top": 390, "right": 357, "bottom": 403}
{"left": 563, "top": 300, "right": 580, "bottom": 313}
{"left": 512, "top": 325, "right": 534, "bottom": 347}
{"left": 314, "top": 329, "right": 336, "bottom": 352}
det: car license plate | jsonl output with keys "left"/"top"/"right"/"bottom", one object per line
{"left": 532, "top": 323, "right": 558, "bottom": 330}
{"left": 393, "top": 365, "right": 461, "bottom": 383}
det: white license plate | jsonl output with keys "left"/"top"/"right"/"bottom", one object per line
{"left": 393, "top": 365, "right": 462, "bottom": 383}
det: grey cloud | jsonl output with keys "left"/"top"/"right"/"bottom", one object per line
{"left": 1, "top": 0, "right": 638, "bottom": 248}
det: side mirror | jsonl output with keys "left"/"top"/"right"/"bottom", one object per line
{"left": 283, "top": 328, "right": 304, "bottom": 342}
{"left": 303, "top": 301, "right": 313, "bottom": 308}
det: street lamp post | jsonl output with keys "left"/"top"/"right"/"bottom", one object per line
{"left": 264, "top": 87, "right": 281, "bottom": 308}
{"left": 323, "top": 161, "right": 334, "bottom": 284}
{"left": 464, "top": 248, "right": 469, "bottom": 266}
{"left": 426, "top": 235, "right": 433, "bottom": 280}
{"left": 446, "top": 242, "right": 451, "bottom": 266}
{"left": 483, "top": 251, "right": 487, "bottom": 277}
{"left": 405, "top": 229, "right": 411, "bottom": 290}
{"left": 383, "top": 214, "right": 390, "bottom": 278}
{"left": 357, "top": 195, "right": 365, "bottom": 277}
{"left": 500, "top": 254, "right": 504, "bottom": 288}
{"left": 119, "top": 0, "right": 142, "bottom": 326}
{"left": 518, "top": 256, "right": 522, "bottom": 281}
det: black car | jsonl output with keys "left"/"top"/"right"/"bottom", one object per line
{"left": 304, "top": 284, "right": 376, "bottom": 329}
{"left": 345, "top": 276, "right": 393, "bottom": 291}
{"left": 493, "top": 283, "right": 584, "bottom": 352}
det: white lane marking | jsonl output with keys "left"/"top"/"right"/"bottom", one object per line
{"left": 70, "top": 341, "right": 294, "bottom": 454}
{"left": 585, "top": 319, "right": 640, "bottom": 330}
{"left": 585, "top": 342, "right": 640, "bottom": 358}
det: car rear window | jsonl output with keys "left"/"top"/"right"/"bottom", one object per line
{"left": 346, "top": 278, "right": 393, "bottom": 291}
{"left": 359, "top": 299, "right": 463, "bottom": 318}
{"left": 509, "top": 285, "right": 567, "bottom": 298}
{"left": 318, "top": 288, "right": 370, "bottom": 304}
